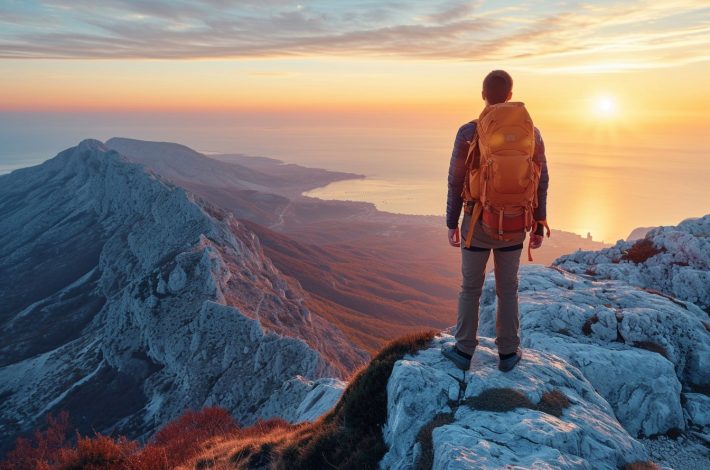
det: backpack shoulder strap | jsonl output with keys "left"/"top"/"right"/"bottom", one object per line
{"left": 464, "top": 119, "right": 480, "bottom": 170}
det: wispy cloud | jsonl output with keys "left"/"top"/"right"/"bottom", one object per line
{"left": 0, "top": 0, "right": 707, "bottom": 72}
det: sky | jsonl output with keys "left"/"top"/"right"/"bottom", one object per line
{"left": 1, "top": 0, "right": 709, "bottom": 241}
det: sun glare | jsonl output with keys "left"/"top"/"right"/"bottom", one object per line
{"left": 594, "top": 95, "right": 617, "bottom": 117}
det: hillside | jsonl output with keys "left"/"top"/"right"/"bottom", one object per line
{"left": 182, "top": 261, "right": 709, "bottom": 469}
{"left": 0, "top": 140, "right": 366, "bottom": 451}
{"left": 2, "top": 214, "right": 709, "bottom": 468}
{"left": 3, "top": 138, "right": 704, "bottom": 468}
{"left": 110, "top": 138, "right": 611, "bottom": 353}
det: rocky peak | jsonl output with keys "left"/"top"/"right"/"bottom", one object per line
{"left": 0, "top": 140, "right": 366, "bottom": 448}
{"left": 381, "top": 334, "right": 650, "bottom": 469}
{"left": 555, "top": 214, "right": 710, "bottom": 310}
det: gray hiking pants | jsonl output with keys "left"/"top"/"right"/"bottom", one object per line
{"left": 453, "top": 242, "right": 522, "bottom": 356}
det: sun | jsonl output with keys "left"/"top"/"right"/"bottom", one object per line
{"left": 593, "top": 95, "right": 618, "bottom": 118}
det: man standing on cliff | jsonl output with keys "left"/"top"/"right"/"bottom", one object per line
{"left": 441, "top": 70, "right": 549, "bottom": 372}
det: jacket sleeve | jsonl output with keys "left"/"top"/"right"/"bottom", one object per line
{"left": 446, "top": 122, "right": 475, "bottom": 229}
{"left": 533, "top": 128, "right": 549, "bottom": 222}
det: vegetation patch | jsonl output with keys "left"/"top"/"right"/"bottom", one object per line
{"left": 189, "top": 329, "right": 440, "bottom": 470}
{"left": 621, "top": 238, "right": 666, "bottom": 264}
{"left": 414, "top": 412, "right": 455, "bottom": 470}
{"left": 537, "top": 390, "right": 571, "bottom": 418}
{"left": 624, "top": 461, "right": 661, "bottom": 470}
{"left": 632, "top": 341, "right": 669, "bottom": 360}
{"left": 0, "top": 407, "right": 239, "bottom": 470}
{"left": 268, "top": 329, "right": 438, "bottom": 469}
{"left": 465, "top": 388, "right": 570, "bottom": 418}
{"left": 465, "top": 388, "right": 535, "bottom": 413}
{"left": 689, "top": 382, "right": 710, "bottom": 397}
{"left": 582, "top": 315, "right": 599, "bottom": 336}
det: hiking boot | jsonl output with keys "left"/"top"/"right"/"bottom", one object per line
{"left": 498, "top": 349, "right": 523, "bottom": 372}
{"left": 441, "top": 343, "right": 472, "bottom": 371}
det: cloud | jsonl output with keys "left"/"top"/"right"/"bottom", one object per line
{"left": 0, "top": 0, "right": 707, "bottom": 73}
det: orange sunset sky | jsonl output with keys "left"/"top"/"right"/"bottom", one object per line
{"left": 1, "top": 0, "right": 709, "bottom": 241}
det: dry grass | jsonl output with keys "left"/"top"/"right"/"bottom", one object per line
{"left": 465, "top": 388, "right": 570, "bottom": 418}
{"left": 621, "top": 239, "right": 665, "bottom": 264}
{"left": 632, "top": 341, "right": 669, "bottom": 360}
{"left": 189, "top": 329, "right": 439, "bottom": 470}
{"left": 414, "top": 413, "right": 454, "bottom": 470}
{"left": 465, "top": 388, "right": 535, "bottom": 413}
{"left": 0, "top": 408, "right": 239, "bottom": 470}
{"left": 582, "top": 315, "right": 599, "bottom": 336}
{"left": 537, "top": 390, "right": 571, "bottom": 418}
{"left": 625, "top": 461, "right": 661, "bottom": 470}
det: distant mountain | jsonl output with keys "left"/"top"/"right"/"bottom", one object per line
{"left": 0, "top": 140, "right": 366, "bottom": 450}
{"left": 627, "top": 226, "right": 656, "bottom": 241}
{"left": 2, "top": 140, "right": 708, "bottom": 468}
{"left": 110, "top": 138, "right": 612, "bottom": 352}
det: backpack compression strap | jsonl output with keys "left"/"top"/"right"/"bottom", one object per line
{"left": 464, "top": 203, "right": 483, "bottom": 249}
{"left": 527, "top": 219, "right": 551, "bottom": 262}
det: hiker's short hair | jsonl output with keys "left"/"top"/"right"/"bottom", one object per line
{"left": 483, "top": 70, "right": 513, "bottom": 104}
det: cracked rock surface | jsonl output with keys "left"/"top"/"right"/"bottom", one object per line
{"left": 477, "top": 265, "right": 709, "bottom": 438}
{"left": 380, "top": 334, "right": 648, "bottom": 470}
{"left": 554, "top": 215, "right": 710, "bottom": 310}
{"left": 0, "top": 140, "right": 366, "bottom": 447}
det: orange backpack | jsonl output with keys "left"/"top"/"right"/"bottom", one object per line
{"left": 462, "top": 102, "right": 548, "bottom": 259}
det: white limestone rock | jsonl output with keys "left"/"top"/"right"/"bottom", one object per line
{"left": 379, "top": 334, "right": 648, "bottom": 470}
{"left": 477, "top": 265, "right": 709, "bottom": 436}
{"left": 684, "top": 393, "right": 710, "bottom": 429}
{"left": 554, "top": 215, "right": 710, "bottom": 309}
{"left": 526, "top": 333, "right": 683, "bottom": 437}
{"left": 0, "top": 140, "right": 366, "bottom": 445}
{"left": 257, "top": 375, "right": 346, "bottom": 423}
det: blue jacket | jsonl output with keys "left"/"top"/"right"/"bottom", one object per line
{"left": 446, "top": 120, "right": 549, "bottom": 230}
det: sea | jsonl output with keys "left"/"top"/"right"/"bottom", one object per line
{"left": 2, "top": 111, "right": 708, "bottom": 243}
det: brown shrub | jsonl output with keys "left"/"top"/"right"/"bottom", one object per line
{"left": 414, "top": 412, "right": 454, "bottom": 470}
{"left": 582, "top": 315, "right": 599, "bottom": 336}
{"left": 125, "top": 444, "right": 169, "bottom": 470}
{"left": 270, "top": 329, "right": 438, "bottom": 470}
{"left": 537, "top": 390, "right": 570, "bottom": 418}
{"left": 466, "top": 388, "right": 570, "bottom": 418}
{"left": 150, "top": 406, "right": 238, "bottom": 467}
{"left": 465, "top": 388, "right": 535, "bottom": 413}
{"left": 625, "top": 461, "right": 661, "bottom": 470}
{"left": 1, "top": 407, "right": 239, "bottom": 470}
{"left": 632, "top": 341, "right": 669, "bottom": 359}
{"left": 621, "top": 239, "right": 665, "bottom": 264}
{"left": 690, "top": 382, "right": 710, "bottom": 397}
{"left": 0, "top": 412, "right": 71, "bottom": 470}
{"left": 54, "top": 434, "right": 137, "bottom": 470}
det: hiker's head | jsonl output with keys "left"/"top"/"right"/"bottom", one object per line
{"left": 482, "top": 70, "right": 513, "bottom": 105}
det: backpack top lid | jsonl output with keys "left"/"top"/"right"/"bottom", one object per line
{"left": 479, "top": 101, "right": 530, "bottom": 122}
{"left": 477, "top": 102, "right": 534, "bottom": 153}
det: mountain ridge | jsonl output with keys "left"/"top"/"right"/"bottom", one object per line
{"left": 0, "top": 139, "right": 366, "bottom": 450}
